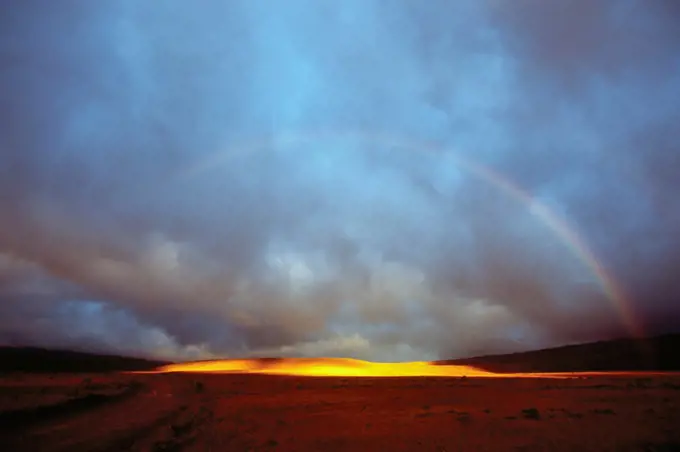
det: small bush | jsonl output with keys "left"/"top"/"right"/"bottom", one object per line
{"left": 457, "top": 413, "right": 472, "bottom": 423}
{"left": 521, "top": 408, "right": 541, "bottom": 420}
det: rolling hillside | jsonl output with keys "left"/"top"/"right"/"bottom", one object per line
{"left": 438, "top": 334, "right": 680, "bottom": 372}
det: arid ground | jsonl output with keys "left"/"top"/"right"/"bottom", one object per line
{"left": 1, "top": 368, "right": 679, "bottom": 451}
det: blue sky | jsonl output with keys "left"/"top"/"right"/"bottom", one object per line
{"left": 0, "top": 0, "right": 679, "bottom": 361}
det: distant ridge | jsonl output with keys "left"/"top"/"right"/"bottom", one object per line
{"left": 1, "top": 334, "right": 679, "bottom": 374}
{"left": 437, "top": 334, "right": 680, "bottom": 373}
{"left": 0, "top": 346, "right": 170, "bottom": 373}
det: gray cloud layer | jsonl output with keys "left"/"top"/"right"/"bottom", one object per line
{"left": 1, "top": 0, "right": 679, "bottom": 361}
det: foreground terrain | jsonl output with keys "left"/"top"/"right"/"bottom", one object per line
{"left": 1, "top": 370, "right": 679, "bottom": 451}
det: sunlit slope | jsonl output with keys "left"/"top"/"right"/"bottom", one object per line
{"left": 156, "top": 357, "right": 497, "bottom": 377}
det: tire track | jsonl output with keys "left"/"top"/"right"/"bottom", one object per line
{"left": 0, "top": 375, "right": 220, "bottom": 452}
{"left": 0, "top": 382, "right": 143, "bottom": 432}
{"left": 0, "top": 379, "right": 185, "bottom": 452}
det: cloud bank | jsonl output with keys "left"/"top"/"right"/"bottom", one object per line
{"left": 1, "top": 0, "right": 679, "bottom": 361}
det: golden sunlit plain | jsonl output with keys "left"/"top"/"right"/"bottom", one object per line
{"left": 154, "top": 357, "right": 557, "bottom": 378}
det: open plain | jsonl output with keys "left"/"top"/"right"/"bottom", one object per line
{"left": 1, "top": 365, "right": 679, "bottom": 451}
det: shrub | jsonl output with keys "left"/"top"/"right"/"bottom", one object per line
{"left": 521, "top": 408, "right": 541, "bottom": 420}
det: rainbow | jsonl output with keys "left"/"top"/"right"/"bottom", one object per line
{"left": 181, "top": 129, "right": 643, "bottom": 339}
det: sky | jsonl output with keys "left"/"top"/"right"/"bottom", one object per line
{"left": 0, "top": 0, "right": 679, "bottom": 362}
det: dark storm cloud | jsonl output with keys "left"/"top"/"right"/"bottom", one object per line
{"left": 0, "top": 0, "right": 678, "bottom": 361}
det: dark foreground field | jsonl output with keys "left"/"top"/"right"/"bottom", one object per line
{"left": 1, "top": 370, "right": 679, "bottom": 451}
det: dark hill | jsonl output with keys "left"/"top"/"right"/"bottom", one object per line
{"left": 2, "top": 334, "right": 679, "bottom": 375}
{"left": 0, "top": 347, "right": 169, "bottom": 373}
{"left": 437, "top": 334, "right": 680, "bottom": 373}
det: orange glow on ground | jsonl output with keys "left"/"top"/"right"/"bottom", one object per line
{"left": 155, "top": 357, "right": 550, "bottom": 378}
